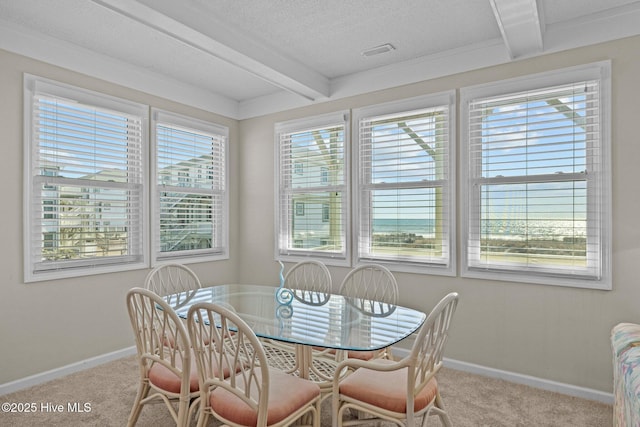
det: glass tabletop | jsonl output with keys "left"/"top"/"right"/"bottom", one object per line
{"left": 165, "top": 284, "right": 426, "bottom": 352}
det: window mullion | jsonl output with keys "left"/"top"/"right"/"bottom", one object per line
{"left": 474, "top": 172, "right": 587, "bottom": 186}
{"left": 362, "top": 180, "right": 447, "bottom": 191}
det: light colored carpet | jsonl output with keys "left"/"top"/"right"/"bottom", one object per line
{"left": 0, "top": 355, "right": 612, "bottom": 426}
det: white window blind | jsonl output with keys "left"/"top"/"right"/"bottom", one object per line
{"left": 276, "top": 112, "right": 349, "bottom": 262}
{"left": 462, "top": 62, "right": 611, "bottom": 288}
{"left": 25, "top": 76, "right": 146, "bottom": 281}
{"left": 354, "top": 93, "right": 454, "bottom": 273}
{"left": 152, "top": 110, "right": 228, "bottom": 262}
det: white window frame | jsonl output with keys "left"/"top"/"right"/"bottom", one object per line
{"left": 352, "top": 92, "right": 456, "bottom": 275}
{"left": 24, "top": 74, "right": 149, "bottom": 282}
{"left": 275, "top": 111, "right": 350, "bottom": 266}
{"left": 460, "top": 61, "right": 612, "bottom": 289}
{"left": 151, "top": 109, "right": 229, "bottom": 265}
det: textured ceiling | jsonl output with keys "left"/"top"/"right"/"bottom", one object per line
{"left": 1, "top": 0, "right": 639, "bottom": 119}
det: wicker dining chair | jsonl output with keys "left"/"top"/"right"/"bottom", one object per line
{"left": 339, "top": 264, "right": 399, "bottom": 361}
{"left": 187, "top": 301, "right": 322, "bottom": 427}
{"left": 264, "top": 261, "right": 333, "bottom": 360}
{"left": 332, "top": 292, "right": 459, "bottom": 427}
{"left": 258, "top": 260, "right": 341, "bottom": 402}
{"left": 144, "top": 263, "right": 202, "bottom": 296}
{"left": 125, "top": 287, "right": 200, "bottom": 427}
{"left": 284, "top": 259, "right": 332, "bottom": 294}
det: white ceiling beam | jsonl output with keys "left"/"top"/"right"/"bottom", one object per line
{"left": 490, "top": 0, "right": 544, "bottom": 59}
{"left": 0, "top": 18, "right": 241, "bottom": 119}
{"left": 90, "top": 0, "right": 330, "bottom": 101}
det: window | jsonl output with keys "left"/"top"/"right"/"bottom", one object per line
{"left": 151, "top": 109, "right": 228, "bottom": 263}
{"left": 353, "top": 92, "right": 455, "bottom": 274}
{"left": 24, "top": 75, "right": 147, "bottom": 282}
{"left": 461, "top": 62, "right": 611, "bottom": 289}
{"left": 275, "top": 111, "right": 349, "bottom": 263}
{"left": 321, "top": 167, "right": 329, "bottom": 184}
{"left": 322, "top": 204, "right": 330, "bottom": 222}
{"left": 24, "top": 76, "right": 229, "bottom": 281}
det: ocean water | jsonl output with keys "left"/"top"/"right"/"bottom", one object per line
{"left": 372, "top": 219, "right": 434, "bottom": 236}
{"left": 480, "top": 219, "right": 586, "bottom": 239}
{"left": 372, "top": 218, "right": 587, "bottom": 239}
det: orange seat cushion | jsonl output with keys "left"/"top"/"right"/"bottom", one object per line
{"left": 346, "top": 350, "right": 379, "bottom": 360}
{"left": 210, "top": 368, "right": 320, "bottom": 426}
{"left": 148, "top": 351, "right": 199, "bottom": 393}
{"left": 338, "top": 360, "right": 438, "bottom": 413}
{"left": 313, "top": 347, "right": 379, "bottom": 360}
{"left": 148, "top": 347, "right": 239, "bottom": 394}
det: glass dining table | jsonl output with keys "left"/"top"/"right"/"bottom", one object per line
{"left": 164, "top": 283, "right": 426, "bottom": 387}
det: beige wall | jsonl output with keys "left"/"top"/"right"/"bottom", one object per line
{"left": 238, "top": 35, "right": 640, "bottom": 393}
{"left": 0, "top": 49, "right": 240, "bottom": 384}
{"left": 2, "top": 35, "right": 639, "bottom": 393}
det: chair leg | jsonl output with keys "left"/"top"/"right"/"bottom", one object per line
{"left": 195, "top": 407, "right": 209, "bottom": 427}
{"left": 127, "top": 382, "right": 150, "bottom": 427}
{"left": 332, "top": 390, "right": 340, "bottom": 427}
{"left": 314, "top": 399, "right": 321, "bottom": 427}
{"left": 187, "top": 396, "right": 201, "bottom": 427}
{"left": 176, "top": 397, "right": 191, "bottom": 427}
{"left": 433, "top": 391, "right": 452, "bottom": 427}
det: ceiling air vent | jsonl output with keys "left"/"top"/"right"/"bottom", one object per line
{"left": 361, "top": 43, "right": 395, "bottom": 57}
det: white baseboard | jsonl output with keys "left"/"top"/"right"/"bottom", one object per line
{"left": 0, "top": 346, "right": 136, "bottom": 396}
{"left": 443, "top": 358, "right": 614, "bottom": 405}
{"left": 393, "top": 347, "right": 613, "bottom": 405}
